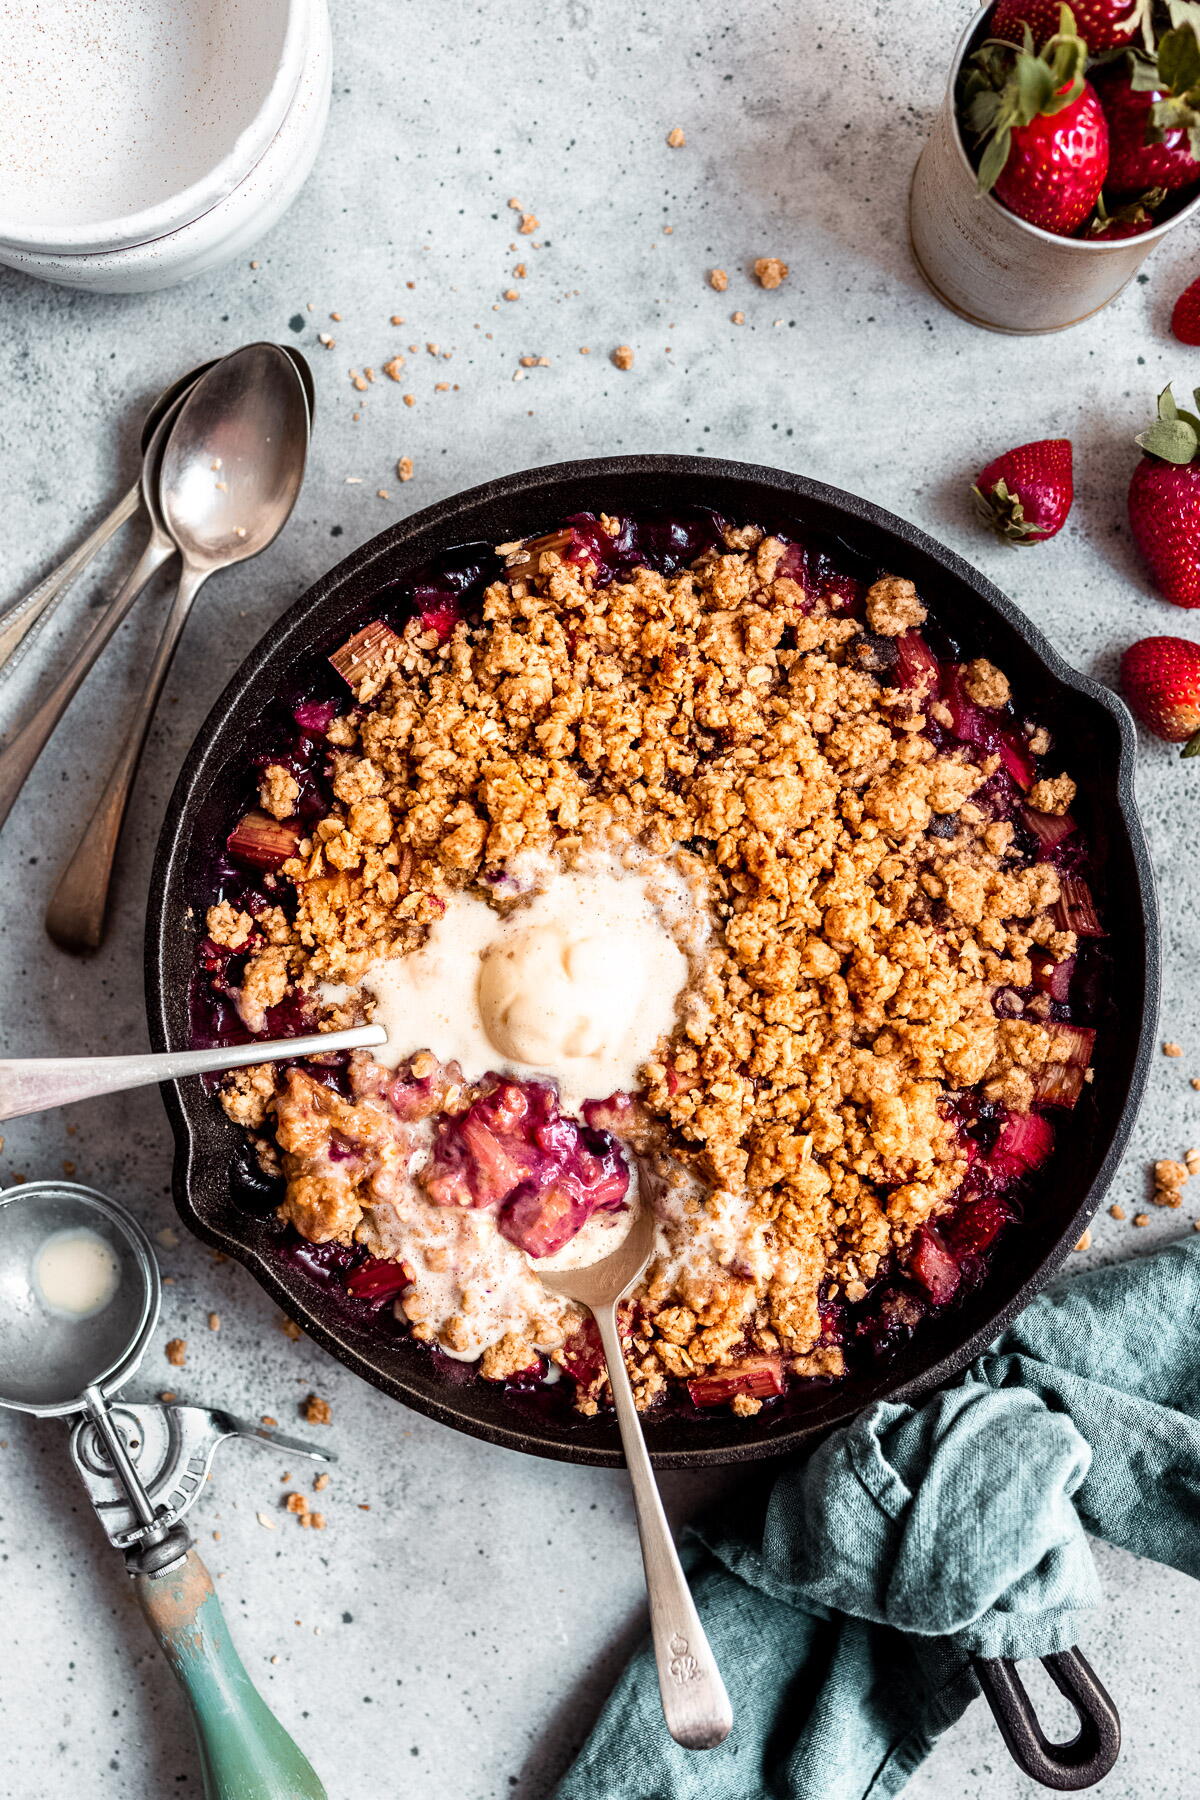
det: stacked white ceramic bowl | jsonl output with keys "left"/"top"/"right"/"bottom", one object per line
{"left": 0, "top": 0, "right": 331, "bottom": 293}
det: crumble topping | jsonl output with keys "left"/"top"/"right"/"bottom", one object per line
{"left": 210, "top": 519, "right": 1095, "bottom": 1414}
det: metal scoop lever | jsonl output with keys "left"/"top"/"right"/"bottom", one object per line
{"left": 0, "top": 1022, "right": 387, "bottom": 1121}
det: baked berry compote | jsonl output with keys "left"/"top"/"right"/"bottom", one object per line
{"left": 196, "top": 511, "right": 1102, "bottom": 1418}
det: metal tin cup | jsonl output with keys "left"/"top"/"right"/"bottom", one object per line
{"left": 909, "top": 7, "right": 1200, "bottom": 334}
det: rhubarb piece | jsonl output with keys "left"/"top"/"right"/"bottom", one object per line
{"left": 345, "top": 1256, "right": 415, "bottom": 1302}
{"left": 997, "top": 728, "right": 1035, "bottom": 790}
{"left": 687, "top": 1354, "right": 785, "bottom": 1408}
{"left": 504, "top": 528, "right": 576, "bottom": 576}
{"left": 1030, "top": 949, "right": 1076, "bottom": 1002}
{"left": 423, "top": 1078, "right": 629, "bottom": 1255}
{"left": 226, "top": 809, "right": 302, "bottom": 871}
{"left": 1045, "top": 1022, "right": 1096, "bottom": 1068}
{"left": 908, "top": 1226, "right": 960, "bottom": 1305}
{"left": 943, "top": 663, "right": 990, "bottom": 744}
{"left": 1055, "top": 875, "right": 1104, "bottom": 937}
{"left": 329, "top": 619, "right": 404, "bottom": 689}
{"left": 895, "top": 629, "right": 940, "bottom": 693}
{"left": 1033, "top": 1062, "right": 1086, "bottom": 1108}
{"left": 990, "top": 1110, "right": 1055, "bottom": 1178}
{"left": 1024, "top": 805, "right": 1076, "bottom": 849}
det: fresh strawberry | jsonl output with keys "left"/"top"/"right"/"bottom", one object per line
{"left": 1086, "top": 184, "right": 1165, "bottom": 234}
{"left": 990, "top": 0, "right": 1149, "bottom": 53}
{"left": 1172, "top": 272, "right": 1200, "bottom": 344}
{"left": 964, "top": 14, "right": 1110, "bottom": 233}
{"left": 972, "top": 438, "right": 1074, "bottom": 543}
{"left": 1128, "top": 384, "right": 1200, "bottom": 607}
{"left": 1119, "top": 634, "right": 1200, "bottom": 755}
{"left": 1095, "top": 21, "right": 1200, "bottom": 195}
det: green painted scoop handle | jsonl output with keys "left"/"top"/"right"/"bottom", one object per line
{"left": 133, "top": 1548, "right": 327, "bottom": 1800}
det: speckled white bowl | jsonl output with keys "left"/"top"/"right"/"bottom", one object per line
{"left": 0, "top": 0, "right": 329, "bottom": 292}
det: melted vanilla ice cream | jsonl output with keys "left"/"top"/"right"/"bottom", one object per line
{"left": 362, "top": 859, "right": 696, "bottom": 1114}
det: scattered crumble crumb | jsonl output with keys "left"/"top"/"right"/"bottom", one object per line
{"left": 311, "top": 1513, "right": 327, "bottom": 1530}
{"left": 280, "top": 1317, "right": 304, "bottom": 1340}
{"left": 753, "top": 257, "right": 789, "bottom": 289}
{"left": 709, "top": 268, "right": 729, "bottom": 291}
{"left": 503, "top": 288, "right": 520, "bottom": 302}
{"left": 257, "top": 1512, "right": 277, "bottom": 1530}
{"left": 1109, "top": 1203, "right": 1126, "bottom": 1219}
{"left": 666, "top": 126, "right": 686, "bottom": 148}
{"left": 208, "top": 1313, "right": 221, "bottom": 1332}
{"left": 303, "top": 1394, "right": 332, "bottom": 1425}
{"left": 159, "top": 1391, "right": 176, "bottom": 1403}
{"left": 1133, "top": 1213, "right": 1150, "bottom": 1227}
{"left": 165, "top": 1338, "right": 186, "bottom": 1367}
{"left": 1164, "top": 1042, "right": 1183, "bottom": 1057}
{"left": 611, "top": 345, "right": 634, "bottom": 369}
{"left": 397, "top": 457, "right": 414, "bottom": 482}
{"left": 261, "top": 1415, "right": 279, "bottom": 1427}
{"left": 519, "top": 213, "right": 538, "bottom": 234}
{"left": 382, "top": 356, "right": 405, "bottom": 381}
{"left": 731, "top": 310, "right": 745, "bottom": 324}
{"left": 314, "top": 1472, "right": 330, "bottom": 1491}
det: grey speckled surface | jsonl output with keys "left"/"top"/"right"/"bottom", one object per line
{"left": 1, "top": 2, "right": 1199, "bottom": 1795}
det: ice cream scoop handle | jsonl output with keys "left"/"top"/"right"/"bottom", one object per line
{"left": 133, "top": 1548, "right": 326, "bottom": 1800}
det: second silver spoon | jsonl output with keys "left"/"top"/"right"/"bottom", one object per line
{"left": 46, "top": 344, "right": 311, "bottom": 953}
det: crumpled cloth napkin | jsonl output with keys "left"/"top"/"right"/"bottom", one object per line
{"left": 556, "top": 1236, "right": 1200, "bottom": 1800}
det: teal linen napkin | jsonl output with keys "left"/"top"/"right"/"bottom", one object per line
{"left": 556, "top": 1236, "right": 1200, "bottom": 1800}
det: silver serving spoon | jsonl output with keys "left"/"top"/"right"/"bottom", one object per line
{"left": 0, "top": 1023, "right": 386, "bottom": 1123}
{"left": 536, "top": 1204, "right": 734, "bottom": 1751}
{"left": 0, "top": 360, "right": 217, "bottom": 679}
{"left": 46, "top": 344, "right": 311, "bottom": 953}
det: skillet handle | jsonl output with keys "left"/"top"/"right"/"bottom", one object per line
{"left": 974, "top": 1647, "right": 1120, "bottom": 1791}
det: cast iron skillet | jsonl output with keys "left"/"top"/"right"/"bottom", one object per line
{"left": 147, "top": 456, "right": 1157, "bottom": 1789}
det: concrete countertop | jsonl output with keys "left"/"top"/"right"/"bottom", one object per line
{"left": 1, "top": 2, "right": 1197, "bottom": 1794}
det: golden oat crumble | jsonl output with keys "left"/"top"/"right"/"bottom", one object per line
{"left": 1027, "top": 774, "right": 1076, "bottom": 816}
{"left": 259, "top": 764, "right": 301, "bottom": 820}
{"left": 753, "top": 257, "right": 789, "bottom": 289}
{"left": 219, "top": 526, "right": 1084, "bottom": 1411}
{"left": 961, "top": 658, "right": 1010, "bottom": 710}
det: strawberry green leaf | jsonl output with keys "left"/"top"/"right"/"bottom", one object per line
{"left": 1136, "top": 418, "right": 1199, "bottom": 462}
{"left": 1159, "top": 385, "right": 1180, "bottom": 422}
{"left": 978, "top": 129, "right": 1013, "bottom": 193}
{"left": 1182, "top": 728, "right": 1200, "bottom": 758}
{"left": 1156, "top": 23, "right": 1200, "bottom": 96}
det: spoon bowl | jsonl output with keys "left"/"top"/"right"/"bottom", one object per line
{"left": 160, "top": 342, "right": 310, "bottom": 572}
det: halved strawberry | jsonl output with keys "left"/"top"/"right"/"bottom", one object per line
{"left": 1128, "top": 385, "right": 1200, "bottom": 608}
{"left": 973, "top": 439, "right": 1074, "bottom": 543}
{"left": 1119, "top": 634, "right": 1200, "bottom": 755}
{"left": 964, "top": 15, "right": 1109, "bottom": 234}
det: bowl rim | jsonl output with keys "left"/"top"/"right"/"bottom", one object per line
{"left": 0, "top": 0, "right": 314, "bottom": 255}
{"left": 146, "top": 453, "right": 1160, "bottom": 1468}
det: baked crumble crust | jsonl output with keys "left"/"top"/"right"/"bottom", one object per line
{"left": 214, "top": 522, "right": 1090, "bottom": 1411}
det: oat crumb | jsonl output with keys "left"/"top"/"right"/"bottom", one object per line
{"left": 666, "top": 126, "right": 686, "bottom": 148}
{"left": 1133, "top": 1213, "right": 1151, "bottom": 1227}
{"left": 611, "top": 345, "right": 634, "bottom": 370}
{"left": 709, "top": 268, "right": 729, "bottom": 291}
{"left": 165, "top": 1338, "right": 186, "bottom": 1367}
{"left": 397, "top": 457, "right": 414, "bottom": 482}
{"left": 256, "top": 1512, "right": 277, "bottom": 1530}
{"left": 1109, "top": 1204, "right": 1126, "bottom": 1220}
{"left": 303, "top": 1394, "right": 332, "bottom": 1425}
{"left": 1164, "top": 1041, "right": 1184, "bottom": 1057}
{"left": 753, "top": 257, "right": 789, "bottom": 289}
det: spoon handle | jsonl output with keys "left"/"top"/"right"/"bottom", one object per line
{"left": 0, "top": 530, "right": 176, "bottom": 839}
{"left": 0, "top": 1024, "right": 388, "bottom": 1122}
{"left": 46, "top": 560, "right": 210, "bottom": 952}
{"left": 0, "top": 482, "right": 141, "bottom": 680}
{"left": 593, "top": 1302, "right": 733, "bottom": 1751}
